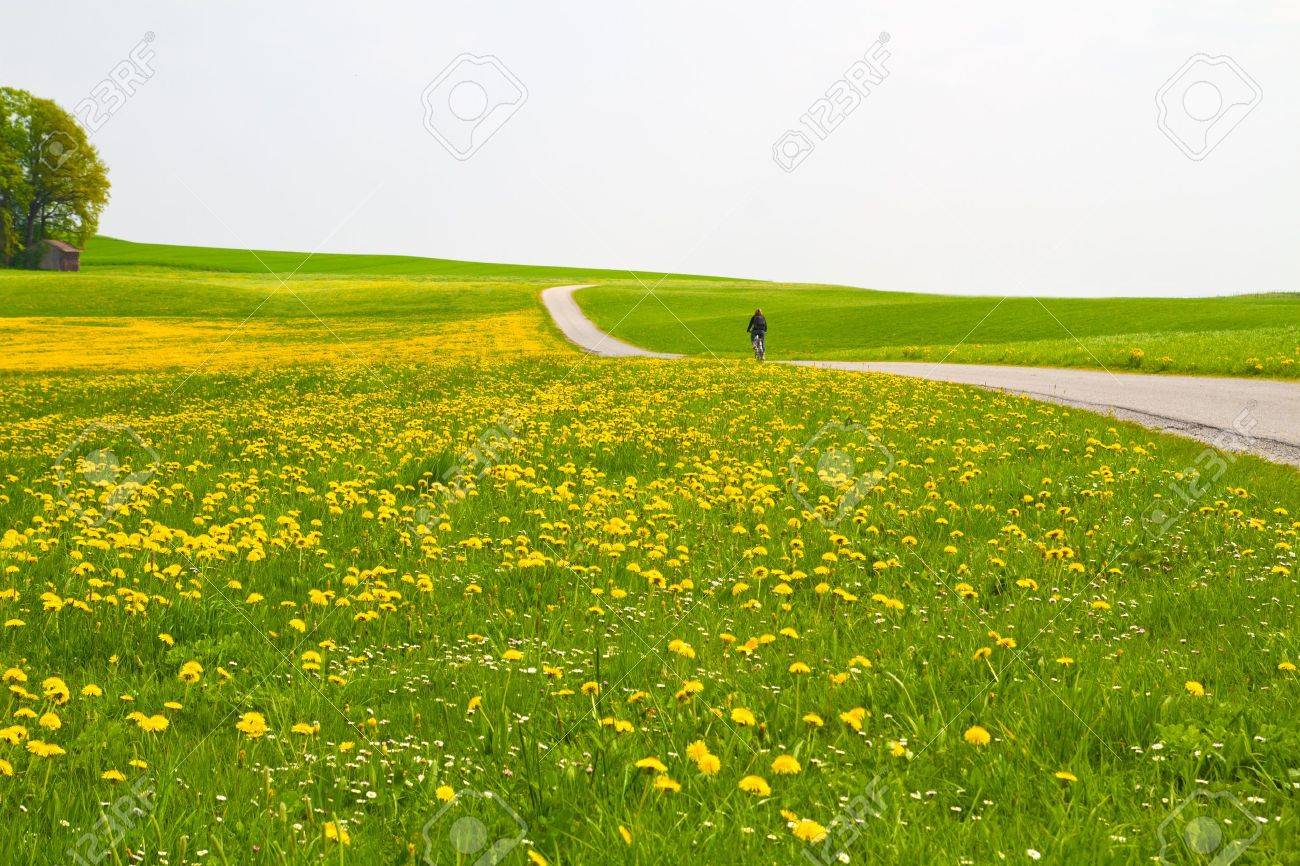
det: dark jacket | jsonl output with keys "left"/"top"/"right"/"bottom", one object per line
{"left": 747, "top": 314, "right": 767, "bottom": 335}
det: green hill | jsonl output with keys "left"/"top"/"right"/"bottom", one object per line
{"left": 82, "top": 235, "right": 724, "bottom": 282}
{"left": 574, "top": 281, "right": 1300, "bottom": 378}
{"left": 2, "top": 236, "right": 1293, "bottom": 378}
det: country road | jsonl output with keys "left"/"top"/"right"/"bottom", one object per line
{"left": 541, "top": 285, "right": 1300, "bottom": 467}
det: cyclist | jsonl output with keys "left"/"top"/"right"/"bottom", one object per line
{"left": 746, "top": 308, "right": 767, "bottom": 360}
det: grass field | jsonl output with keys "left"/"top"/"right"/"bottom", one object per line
{"left": 0, "top": 240, "right": 1297, "bottom": 865}
{"left": 574, "top": 282, "right": 1300, "bottom": 378}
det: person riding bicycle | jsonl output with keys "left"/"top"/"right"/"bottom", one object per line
{"left": 746, "top": 308, "right": 767, "bottom": 359}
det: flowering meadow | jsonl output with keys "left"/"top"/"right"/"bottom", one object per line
{"left": 1, "top": 276, "right": 1299, "bottom": 864}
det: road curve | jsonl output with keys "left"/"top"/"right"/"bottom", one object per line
{"left": 541, "top": 285, "right": 1300, "bottom": 467}
{"left": 542, "top": 285, "right": 683, "bottom": 359}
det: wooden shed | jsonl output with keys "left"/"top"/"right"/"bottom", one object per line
{"left": 38, "top": 239, "right": 81, "bottom": 271}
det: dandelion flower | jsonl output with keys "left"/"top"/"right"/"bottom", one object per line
{"left": 730, "top": 707, "right": 757, "bottom": 727}
{"left": 41, "top": 677, "right": 70, "bottom": 705}
{"left": 436, "top": 785, "right": 455, "bottom": 802}
{"left": 964, "top": 725, "right": 991, "bottom": 746}
{"left": 323, "top": 821, "right": 350, "bottom": 845}
{"left": 26, "top": 740, "right": 65, "bottom": 758}
{"left": 1184, "top": 681, "right": 1206, "bottom": 697}
{"left": 667, "top": 639, "right": 695, "bottom": 659}
{"left": 791, "top": 819, "right": 828, "bottom": 843}
{"left": 771, "top": 754, "right": 801, "bottom": 775}
{"left": 652, "top": 775, "right": 681, "bottom": 793}
{"left": 840, "top": 707, "right": 867, "bottom": 731}
{"left": 738, "top": 775, "right": 771, "bottom": 797}
{"left": 1054, "top": 770, "right": 1078, "bottom": 782}
{"left": 236, "top": 711, "right": 268, "bottom": 738}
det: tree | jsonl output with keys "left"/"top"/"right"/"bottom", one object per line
{"left": 0, "top": 87, "right": 110, "bottom": 267}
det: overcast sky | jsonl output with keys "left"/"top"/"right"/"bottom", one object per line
{"left": 7, "top": 1, "right": 1298, "bottom": 296}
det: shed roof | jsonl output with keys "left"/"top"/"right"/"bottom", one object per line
{"left": 43, "top": 239, "right": 80, "bottom": 253}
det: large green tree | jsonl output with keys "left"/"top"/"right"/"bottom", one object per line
{"left": 0, "top": 87, "right": 109, "bottom": 267}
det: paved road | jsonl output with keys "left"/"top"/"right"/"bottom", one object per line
{"left": 541, "top": 285, "right": 1300, "bottom": 467}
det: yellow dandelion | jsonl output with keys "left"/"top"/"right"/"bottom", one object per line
{"left": 323, "top": 821, "right": 350, "bottom": 845}
{"left": 26, "top": 740, "right": 66, "bottom": 758}
{"left": 791, "top": 819, "right": 828, "bottom": 843}
{"left": 840, "top": 707, "right": 868, "bottom": 731}
{"left": 235, "top": 711, "right": 268, "bottom": 738}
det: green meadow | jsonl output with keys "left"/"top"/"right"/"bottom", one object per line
{"left": 574, "top": 281, "right": 1300, "bottom": 377}
{"left": 0, "top": 239, "right": 1296, "bottom": 865}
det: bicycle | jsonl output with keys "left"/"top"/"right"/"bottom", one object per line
{"left": 751, "top": 332, "right": 765, "bottom": 361}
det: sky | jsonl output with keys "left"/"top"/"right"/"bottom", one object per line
{"left": 5, "top": 1, "right": 1298, "bottom": 296}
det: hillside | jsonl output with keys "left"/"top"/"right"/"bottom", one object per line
{"left": 575, "top": 281, "right": 1300, "bottom": 378}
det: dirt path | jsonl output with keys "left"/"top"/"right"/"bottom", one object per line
{"left": 541, "top": 285, "right": 1300, "bottom": 467}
